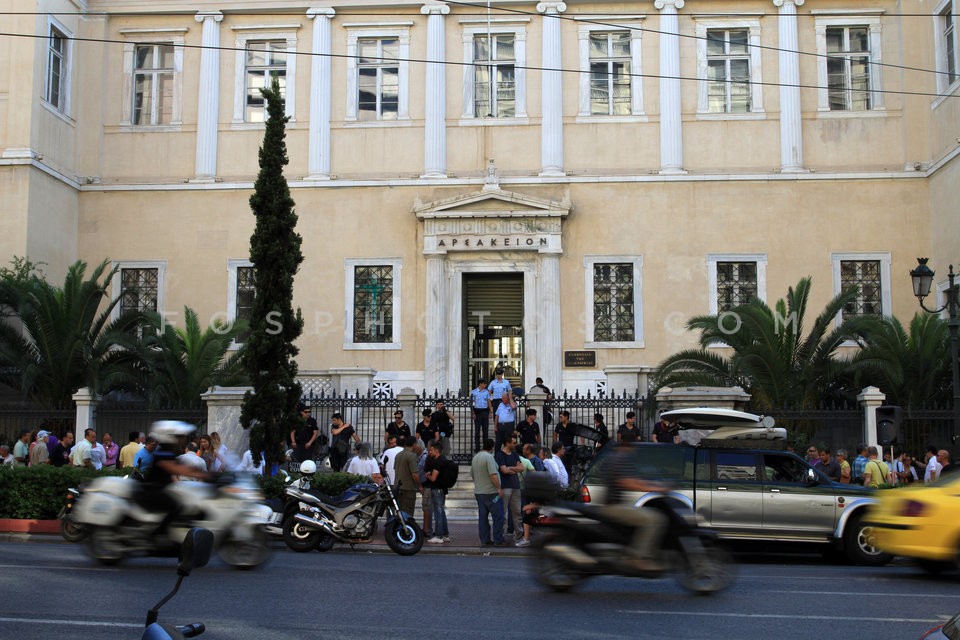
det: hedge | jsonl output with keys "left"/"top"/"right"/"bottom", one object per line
{"left": 0, "top": 466, "right": 373, "bottom": 520}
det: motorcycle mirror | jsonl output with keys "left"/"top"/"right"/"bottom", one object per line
{"left": 178, "top": 527, "right": 214, "bottom": 576}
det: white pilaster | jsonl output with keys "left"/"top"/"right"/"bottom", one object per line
{"left": 537, "top": 2, "right": 566, "bottom": 176}
{"left": 424, "top": 255, "right": 448, "bottom": 392}
{"left": 307, "top": 8, "right": 335, "bottom": 180}
{"left": 193, "top": 11, "right": 223, "bottom": 182}
{"left": 72, "top": 387, "right": 97, "bottom": 442}
{"left": 858, "top": 386, "right": 886, "bottom": 452}
{"left": 774, "top": 0, "right": 805, "bottom": 173}
{"left": 655, "top": 0, "right": 685, "bottom": 174}
{"left": 421, "top": 4, "right": 449, "bottom": 179}
{"left": 538, "top": 253, "right": 562, "bottom": 391}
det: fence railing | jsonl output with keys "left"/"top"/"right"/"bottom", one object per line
{"left": 0, "top": 406, "right": 75, "bottom": 445}
{"left": 94, "top": 400, "right": 208, "bottom": 440}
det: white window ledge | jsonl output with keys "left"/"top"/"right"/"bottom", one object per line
{"left": 574, "top": 115, "right": 649, "bottom": 124}
{"left": 457, "top": 118, "right": 531, "bottom": 127}
{"left": 696, "top": 112, "right": 767, "bottom": 121}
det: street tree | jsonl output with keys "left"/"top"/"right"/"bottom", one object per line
{"left": 240, "top": 79, "right": 304, "bottom": 472}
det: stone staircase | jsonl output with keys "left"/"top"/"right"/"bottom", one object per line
{"left": 411, "top": 467, "right": 478, "bottom": 522}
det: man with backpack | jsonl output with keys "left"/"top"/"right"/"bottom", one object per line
{"left": 424, "top": 440, "right": 458, "bottom": 544}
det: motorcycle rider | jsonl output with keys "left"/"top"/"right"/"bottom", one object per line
{"left": 139, "top": 421, "right": 211, "bottom": 537}
{"left": 599, "top": 442, "right": 668, "bottom": 572}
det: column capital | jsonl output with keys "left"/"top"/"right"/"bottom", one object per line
{"left": 307, "top": 7, "right": 336, "bottom": 19}
{"left": 194, "top": 11, "right": 223, "bottom": 23}
{"left": 536, "top": 2, "right": 567, "bottom": 14}
{"left": 421, "top": 3, "right": 450, "bottom": 15}
{"left": 654, "top": 0, "right": 684, "bottom": 9}
{"left": 773, "top": 0, "right": 804, "bottom": 7}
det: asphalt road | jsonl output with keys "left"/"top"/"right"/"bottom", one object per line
{"left": 1, "top": 541, "right": 957, "bottom": 640}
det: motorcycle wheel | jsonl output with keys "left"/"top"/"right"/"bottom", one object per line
{"left": 384, "top": 518, "right": 423, "bottom": 556}
{"left": 84, "top": 526, "right": 126, "bottom": 565}
{"left": 315, "top": 533, "right": 336, "bottom": 552}
{"left": 60, "top": 516, "right": 88, "bottom": 543}
{"left": 530, "top": 537, "right": 585, "bottom": 593}
{"left": 676, "top": 544, "right": 735, "bottom": 595}
{"left": 283, "top": 517, "right": 322, "bottom": 553}
{"left": 220, "top": 528, "right": 271, "bottom": 570}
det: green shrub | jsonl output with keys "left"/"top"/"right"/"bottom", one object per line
{"left": 256, "top": 472, "right": 371, "bottom": 501}
{"left": 0, "top": 465, "right": 127, "bottom": 519}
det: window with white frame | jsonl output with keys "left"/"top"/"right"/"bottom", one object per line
{"left": 832, "top": 253, "right": 891, "bottom": 323}
{"left": 707, "top": 255, "right": 767, "bottom": 314}
{"left": 112, "top": 262, "right": 165, "bottom": 338}
{"left": 358, "top": 38, "right": 400, "bottom": 120}
{"left": 133, "top": 44, "right": 175, "bottom": 125}
{"left": 345, "top": 25, "right": 410, "bottom": 123}
{"left": 45, "top": 24, "right": 69, "bottom": 112}
{"left": 936, "top": 0, "right": 958, "bottom": 92}
{"left": 460, "top": 21, "right": 528, "bottom": 120}
{"left": 344, "top": 259, "right": 402, "bottom": 349}
{"left": 815, "top": 15, "right": 883, "bottom": 112}
{"left": 119, "top": 29, "right": 185, "bottom": 127}
{"left": 584, "top": 256, "right": 644, "bottom": 347}
{"left": 227, "top": 260, "right": 255, "bottom": 344}
{"left": 695, "top": 18, "right": 763, "bottom": 115}
{"left": 231, "top": 27, "right": 298, "bottom": 124}
{"left": 244, "top": 41, "right": 287, "bottom": 122}
{"left": 577, "top": 19, "right": 644, "bottom": 118}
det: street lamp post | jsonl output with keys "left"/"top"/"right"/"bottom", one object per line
{"left": 909, "top": 257, "right": 960, "bottom": 450}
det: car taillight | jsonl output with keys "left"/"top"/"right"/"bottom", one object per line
{"left": 579, "top": 485, "right": 591, "bottom": 503}
{"left": 900, "top": 500, "right": 926, "bottom": 517}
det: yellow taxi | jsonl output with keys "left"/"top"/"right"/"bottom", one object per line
{"left": 869, "top": 472, "right": 960, "bottom": 574}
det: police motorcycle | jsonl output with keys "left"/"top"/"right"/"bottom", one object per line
{"left": 58, "top": 485, "right": 88, "bottom": 542}
{"left": 142, "top": 528, "right": 213, "bottom": 640}
{"left": 73, "top": 421, "right": 273, "bottom": 570}
{"left": 284, "top": 460, "right": 424, "bottom": 556}
{"left": 525, "top": 472, "right": 734, "bottom": 596}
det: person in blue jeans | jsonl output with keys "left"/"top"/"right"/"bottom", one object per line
{"left": 470, "top": 438, "right": 505, "bottom": 545}
{"left": 425, "top": 441, "right": 451, "bottom": 543}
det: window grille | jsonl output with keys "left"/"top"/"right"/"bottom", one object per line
{"left": 593, "top": 263, "right": 634, "bottom": 342}
{"left": 353, "top": 265, "right": 394, "bottom": 343}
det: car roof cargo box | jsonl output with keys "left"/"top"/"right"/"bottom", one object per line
{"left": 659, "top": 407, "right": 786, "bottom": 447}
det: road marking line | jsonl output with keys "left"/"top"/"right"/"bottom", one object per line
{"left": 616, "top": 611, "right": 938, "bottom": 624}
{"left": 0, "top": 617, "right": 141, "bottom": 629}
{"left": 762, "top": 589, "right": 960, "bottom": 599}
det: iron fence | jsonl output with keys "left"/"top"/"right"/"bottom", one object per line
{"left": 0, "top": 406, "right": 75, "bottom": 445}
{"left": 94, "top": 400, "right": 208, "bottom": 439}
{"left": 901, "top": 409, "right": 955, "bottom": 456}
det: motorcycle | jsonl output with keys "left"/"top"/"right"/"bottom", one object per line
{"left": 58, "top": 486, "right": 88, "bottom": 542}
{"left": 143, "top": 527, "right": 213, "bottom": 640}
{"left": 73, "top": 472, "right": 273, "bottom": 569}
{"left": 525, "top": 473, "right": 734, "bottom": 596}
{"left": 285, "top": 480, "right": 424, "bottom": 556}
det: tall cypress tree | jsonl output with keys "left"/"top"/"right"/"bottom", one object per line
{"left": 240, "top": 79, "right": 304, "bottom": 472}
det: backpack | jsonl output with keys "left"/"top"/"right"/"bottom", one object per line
{"left": 436, "top": 458, "right": 459, "bottom": 490}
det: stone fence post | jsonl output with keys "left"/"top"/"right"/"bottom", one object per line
{"left": 201, "top": 386, "right": 253, "bottom": 458}
{"left": 72, "top": 387, "right": 98, "bottom": 441}
{"left": 857, "top": 386, "right": 886, "bottom": 452}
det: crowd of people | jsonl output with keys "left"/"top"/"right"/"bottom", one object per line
{"left": 801, "top": 442, "right": 956, "bottom": 487}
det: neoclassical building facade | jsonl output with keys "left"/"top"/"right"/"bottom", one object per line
{"left": 1, "top": 0, "right": 958, "bottom": 394}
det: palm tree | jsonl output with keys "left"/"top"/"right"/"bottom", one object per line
{"left": 0, "top": 259, "right": 143, "bottom": 409}
{"left": 132, "top": 306, "right": 249, "bottom": 409}
{"left": 846, "top": 312, "right": 950, "bottom": 408}
{"left": 655, "top": 277, "right": 878, "bottom": 410}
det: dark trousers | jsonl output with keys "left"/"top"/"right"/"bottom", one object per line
{"left": 495, "top": 422, "right": 515, "bottom": 451}
{"left": 398, "top": 489, "right": 418, "bottom": 517}
{"left": 475, "top": 493, "right": 504, "bottom": 544}
{"left": 473, "top": 409, "right": 490, "bottom": 451}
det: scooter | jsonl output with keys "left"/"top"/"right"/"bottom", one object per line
{"left": 74, "top": 472, "right": 272, "bottom": 569}
{"left": 525, "top": 472, "right": 735, "bottom": 595}
{"left": 142, "top": 527, "right": 213, "bottom": 640}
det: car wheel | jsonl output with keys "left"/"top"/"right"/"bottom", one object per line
{"left": 843, "top": 513, "right": 894, "bottom": 566}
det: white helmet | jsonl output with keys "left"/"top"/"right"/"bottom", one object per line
{"left": 299, "top": 459, "right": 317, "bottom": 475}
{"left": 150, "top": 420, "right": 196, "bottom": 444}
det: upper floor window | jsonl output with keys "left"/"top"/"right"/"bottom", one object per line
{"left": 588, "top": 32, "right": 631, "bottom": 115}
{"left": 695, "top": 18, "right": 763, "bottom": 116}
{"left": 358, "top": 38, "right": 399, "bottom": 121}
{"left": 474, "top": 34, "right": 516, "bottom": 118}
{"left": 231, "top": 27, "right": 298, "bottom": 125}
{"left": 227, "top": 261, "right": 255, "bottom": 345}
{"left": 716, "top": 262, "right": 758, "bottom": 311}
{"left": 244, "top": 41, "right": 287, "bottom": 123}
{"left": 815, "top": 16, "right": 883, "bottom": 112}
{"left": 936, "top": 0, "right": 958, "bottom": 92}
{"left": 133, "top": 44, "right": 174, "bottom": 125}
{"left": 584, "top": 256, "right": 644, "bottom": 348}
{"left": 45, "top": 25, "right": 69, "bottom": 112}
{"left": 832, "top": 252, "right": 890, "bottom": 323}
{"left": 119, "top": 267, "right": 160, "bottom": 316}
{"left": 345, "top": 25, "right": 409, "bottom": 123}
{"left": 344, "top": 258, "right": 402, "bottom": 349}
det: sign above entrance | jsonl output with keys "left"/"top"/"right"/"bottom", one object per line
{"left": 564, "top": 350, "right": 597, "bottom": 368}
{"left": 436, "top": 235, "right": 549, "bottom": 251}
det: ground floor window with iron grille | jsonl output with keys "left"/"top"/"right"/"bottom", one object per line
{"left": 593, "top": 263, "right": 635, "bottom": 342}
{"left": 353, "top": 265, "right": 394, "bottom": 343}
{"left": 840, "top": 259, "right": 882, "bottom": 319}
{"left": 716, "top": 261, "right": 758, "bottom": 311}
{"left": 120, "top": 268, "right": 159, "bottom": 315}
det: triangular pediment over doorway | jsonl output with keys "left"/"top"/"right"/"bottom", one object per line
{"left": 414, "top": 187, "right": 571, "bottom": 219}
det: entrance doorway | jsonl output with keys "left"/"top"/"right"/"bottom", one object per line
{"left": 463, "top": 273, "right": 523, "bottom": 391}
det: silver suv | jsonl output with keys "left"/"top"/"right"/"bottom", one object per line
{"left": 578, "top": 408, "right": 891, "bottom": 565}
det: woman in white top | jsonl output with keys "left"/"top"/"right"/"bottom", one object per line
{"left": 346, "top": 442, "right": 383, "bottom": 483}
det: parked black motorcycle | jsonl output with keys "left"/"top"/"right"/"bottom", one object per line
{"left": 525, "top": 473, "right": 734, "bottom": 595}
{"left": 284, "top": 480, "right": 424, "bottom": 556}
{"left": 58, "top": 486, "right": 88, "bottom": 542}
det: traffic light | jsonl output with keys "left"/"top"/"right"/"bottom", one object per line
{"left": 876, "top": 405, "right": 902, "bottom": 447}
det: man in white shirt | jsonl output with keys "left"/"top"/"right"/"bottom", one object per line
{"left": 552, "top": 442, "right": 569, "bottom": 489}
{"left": 380, "top": 436, "right": 404, "bottom": 486}
{"left": 90, "top": 438, "right": 106, "bottom": 471}
{"left": 924, "top": 447, "right": 942, "bottom": 484}
{"left": 71, "top": 429, "right": 96, "bottom": 469}
{"left": 178, "top": 442, "right": 210, "bottom": 473}
{"left": 239, "top": 448, "right": 265, "bottom": 474}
